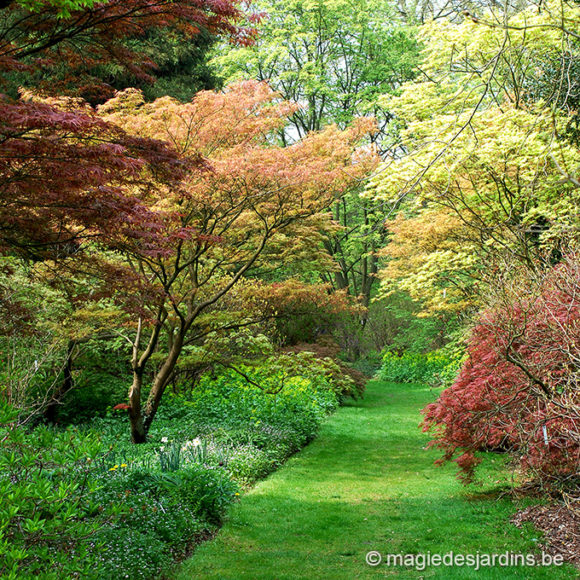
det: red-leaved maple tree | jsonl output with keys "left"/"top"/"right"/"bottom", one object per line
{"left": 0, "top": 0, "right": 246, "bottom": 258}
{"left": 422, "top": 254, "right": 580, "bottom": 485}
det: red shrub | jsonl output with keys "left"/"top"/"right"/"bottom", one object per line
{"left": 422, "top": 255, "right": 580, "bottom": 485}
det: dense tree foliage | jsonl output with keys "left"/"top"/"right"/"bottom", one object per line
{"left": 213, "top": 0, "right": 418, "bottom": 141}
{"left": 0, "top": 0, "right": 247, "bottom": 97}
{"left": 0, "top": 0, "right": 247, "bottom": 258}
{"left": 95, "top": 81, "right": 377, "bottom": 441}
{"left": 423, "top": 255, "right": 580, "bottom": 484}
{"left": 367, "top": 0, "right": 580, "bottom": 315}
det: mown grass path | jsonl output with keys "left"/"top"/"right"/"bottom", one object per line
{"left": 177, "top": 381, "right": 576, "bottom": 579}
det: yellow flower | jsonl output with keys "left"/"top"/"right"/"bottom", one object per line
{"left": 120, "top": 463, "right": 127, "bottom": 468}
{"left": 235, "top": 493, "right": 240, "bottom": 496}
{"left": 109, "top": 465, "right": 118, "bottom": 472}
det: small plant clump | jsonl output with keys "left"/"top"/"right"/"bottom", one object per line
{"left": 378, "top": 349, "right": 464, "bottom": 386}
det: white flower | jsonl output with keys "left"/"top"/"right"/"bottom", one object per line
{"left": 182, "top": 437, "right": 202, "bottom": 450}
{"left": 161, "top": 437, "right": 168, "bottom": 443}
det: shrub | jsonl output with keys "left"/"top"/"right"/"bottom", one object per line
{"left": 378, "top": 350, "right": 459, "bottom": 384}
{"left": 282, "top": 336, "right": 367, "bottom": 398}
{"left": 422, "top": 256, "right": 580, "bottom": 486}
{"left": 0, "top": 402, "right": 111, "bottom": 579}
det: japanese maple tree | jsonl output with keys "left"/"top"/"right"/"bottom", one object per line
{"left": 0, "top": 0, "right": 246, "bottom": 258}
{"left": 98, "top": 81, "right": 377, "bottom": 442}
{"left": 422, "top": 254, "right": 580, "bottom": 484}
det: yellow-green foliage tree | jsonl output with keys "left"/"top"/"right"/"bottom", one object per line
{"left": 366, "top": 0, "right": 580, "bottom": 315}
{"left": 377, "top": 209, "right": 479, "bottom": 316}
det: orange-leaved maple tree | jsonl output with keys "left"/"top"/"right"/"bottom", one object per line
{"left": 98, "top": 81, "right": 378, "bottom": 442}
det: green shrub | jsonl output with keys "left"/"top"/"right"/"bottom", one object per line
{"left": 57, "top": 369, "right": 127, "bottom": 424}
{"left": 0, "top": 402, "right": 112, "bottom": 579}
{"left": 378, "top": 349, "right": 464, "bottom": 384}
{"left": 162, "top": 466, "right": 238, "bottom": 524}
{"left": 56, "top": 337, "right": 132, "bottom": 425}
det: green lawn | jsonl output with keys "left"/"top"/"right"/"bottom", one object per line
{"left": 176, "top": 381, "right": 576, "bottom": 579}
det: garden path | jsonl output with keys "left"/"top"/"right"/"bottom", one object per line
{"left": 177, "top": 380, "right": 573, "bottom": 579}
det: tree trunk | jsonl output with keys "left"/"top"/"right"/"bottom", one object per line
{"left": 44, "top": 340, "right": 75, "bottom": 423}
{"left": 128, "top": 331, "right": 185, "bottom": 443}
{"left": 130, "top": 413, "right": 147, "bottom": 444}
{"left": 143, "top": 333, "right": 184, "bottom": 434}
{"left": 128, "top": 371, "right": 147, "bottom": 443}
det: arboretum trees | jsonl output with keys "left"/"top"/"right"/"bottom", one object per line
{"left": 0, "top": 0, "right": 381, "bottom": 440}
{"left": 2, "top": 78, "right": 378, "bottom": 441}
{"left": 366, "top": 0, "right": 580, "bottom": 483}
{"left": 4, "top": 0, "right": 580, "bottom": 481}
{"left": 0, "top": 0, "right": 246, "bottom": 96}
{"left": 213, "top": 0, "right": 419, "bottom": 335}
{"left": 96, "top": 81, "right": 377, "bottom": 441}
{"left": 0, "top": 0, "right": 246, "bottom": 258}
{"left": 0, "top": 93, "right": 189, "bottom": 259}
{"left": 366, "top": 0, "right": 580, "bottom": 315}
{"left": 0, "top": 0, "right": 249, "bottom": 432}
{"left": 0, "top": 0, "right": 247, "bottom": 427}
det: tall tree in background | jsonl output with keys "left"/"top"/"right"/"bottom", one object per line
{"left": 213, "top": 0, "right": 418, "bottom": 142}
{"left": 212, "top": 0, "right": 419, "bottom": 349}
{"left": 103, "top": 28, "right": 224, "bottom": 102}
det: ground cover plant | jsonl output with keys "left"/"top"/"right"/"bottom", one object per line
{"left": 0, "top": 356, "right": 343, "bottom": 579}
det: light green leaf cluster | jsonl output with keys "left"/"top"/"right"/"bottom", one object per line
{"left": 15, "top": 0, "right": 102, "bottom": 18}
{"left": 366, "top": 0, "right": 580, "bottom": 315}
{"left": 382, "top": 248, "right": 479, "bottom": 313}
